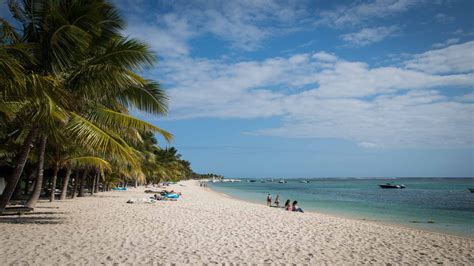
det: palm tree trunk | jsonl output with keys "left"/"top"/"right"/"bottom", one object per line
{"left": 26, "top": 134, "right": 48, "bottom": 209}
{"left": 60, "top": 168, "right": 72, "bottom": 200}
{"left": 77, "top": 169, "right": 89, "bottom": 197}
{"left": 71, "top": 172, "right": 79, "bottom": 199}
{"left": 0, "top": 127, "right": 38, "bottom": 213}
{"left": 49, "top": 163, "right": 60, "bottom": 202}
{"left": 94, "top": 174, "right": 100, "bottom": 193}
{"left": 90, "top": 174, "right": 96, "bottom": 196}
{"left": 12, "top": 177, "right": 24, "bottom": 199}
{"left": 24, "top": 170, "right": 36, "bottom": 195}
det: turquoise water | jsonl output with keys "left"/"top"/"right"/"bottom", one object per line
{"left": 209, "top": 178, "right": 474, "bottom": 237}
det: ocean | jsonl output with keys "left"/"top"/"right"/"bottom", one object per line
{"left": 208, "top": 178, "right": 474, "bottom": 237}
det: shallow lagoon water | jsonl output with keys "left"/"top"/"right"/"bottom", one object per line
{"left": 209, "top": 178, "right": 474, "bottom": 237}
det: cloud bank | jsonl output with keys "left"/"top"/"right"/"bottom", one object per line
{"left": 153, "top": 41, "right": 474, "bottom": 149}
{"left": 114, "top": 1, "right": 474, "bottom": 149}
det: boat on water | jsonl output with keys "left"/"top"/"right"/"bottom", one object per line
{"left": 468, "top": 188, "right": 474, "bottom": 193}
{"left": 300, "top": 180, "right": 309, "bottom": 183}
{"left": 379, "top": 183, "right": 405, "bottom": 189}
{"left": 249, "top": 180, "right": 257, "bottom": 182}
{"left": 278, "top": 180, "right": 287, "bottom": 184}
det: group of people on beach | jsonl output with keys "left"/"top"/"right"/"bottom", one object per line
{"left": 267, "top": 193, "right": 304, "bottom": 213}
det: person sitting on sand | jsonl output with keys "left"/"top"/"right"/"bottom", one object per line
{"left": 292, "top": 201, "right": 304, "bottom": 213}
{"left": 284, "top": 199, "right": 292, "bottom": 211}
{"left": 159, "top": 190, "right": 182, "bottom": 196}
{"left": 266, "top": 193, "right": 272, "bottom": 206}
{"left": 274, "top": 194, "right": 280, "bottom": 207}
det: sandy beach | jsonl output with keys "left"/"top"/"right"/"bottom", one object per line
{"left": 0, "top": 180, "right": 472, "bottom": 264}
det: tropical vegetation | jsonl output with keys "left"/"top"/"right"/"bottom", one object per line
{"left": 0, "top": 0, "right": 207, "bottom": 213}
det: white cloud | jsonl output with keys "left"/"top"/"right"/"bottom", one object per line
{"left": 316, "top": 0, "right": 422, "bottom": 27}
{"left": 154, "top": 42, "right": 474, "bottom": 148}
{"left": 453, "top": 29, "right": 474, "bottom": 37}
{"left": 341, "top": 26, "right": 399, "bottom": 46}
{"left": 125, "top": 23, "right": 191, "bottom": 57}
{"left": 432, "top": 38, "right": 460, "bottom": 48}
{"left": 358, "top": 142, "right": 382, "bottom": 148}
{"left": 312, "top": 52, "right": 338, "bottom": 62}
{"left": 454, "top": 93, "right": 474, "bottom": 102}
{"left": 435, "top": 13, "right": 454, "bottom": 23}
{"left": 405, "top": 41, "right": 474, "bottom": 74}
{"left": 120, "top": 0, "right": 309, "bottom": 53}
{"left": 256, "top": 90, "right": 473, "bottom": 148}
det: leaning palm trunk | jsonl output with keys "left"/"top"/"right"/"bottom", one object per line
{"left": 60, "top": 168, "right": 72, "bottom": 200}
{"left": 49, "top": 163, "right": 60, "bottom": 202}
{"left": 0, "top": 128, "right": 39, "bottom": 213}
{"left": 26, "top": 134, "right": 48, "bottom": 208}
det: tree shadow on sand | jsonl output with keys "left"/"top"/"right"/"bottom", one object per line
{"left": 0, "top": 211, "right": 66, "bottom": 225}
{"left": 93, "top": 195, "right": 122, "bottom": 198}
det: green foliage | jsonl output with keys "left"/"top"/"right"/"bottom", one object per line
{"left": 0, "top": 0, "right": 201, "bottom": 196}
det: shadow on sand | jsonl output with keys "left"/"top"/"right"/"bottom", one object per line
{"left": 0, "top": 209, "right": 67, "bottom": 225}
{"left": 0, "top": 215, "right": 65, "bottom": 224}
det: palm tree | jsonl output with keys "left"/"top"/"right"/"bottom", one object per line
{"left": 0, "top": 0, "right": 172, "bottom": 211}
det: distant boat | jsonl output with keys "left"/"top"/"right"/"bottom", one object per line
{"left": 278, "top": 180, "right": 287, "bottom": 184}
{"left": 468, "top": 188, "right": 474, "bottom": 193}
{"left": 249, "top": 180, "right": 256, "bottom": 182}
{"left": 300, "top": 180, "right": 309, "bottom": 183}
{"left": 379, "top": 183, "right": 405, "bottom": 189}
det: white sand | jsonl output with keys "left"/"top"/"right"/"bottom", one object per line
{"left": 0, "top": 180, "right": 472, "bottom": 264}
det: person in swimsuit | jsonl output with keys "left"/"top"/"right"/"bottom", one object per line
{"left": 292, "top": 200, "right": 304, "bottom": 213}
{"left": 266, "top": 193, "right": 272, "bottom": 206}
{"left": 284, "top": 199, "right": 291, "bottom": 211}
{"left": 274, "top": 194, "right": 280, "bottom": 207}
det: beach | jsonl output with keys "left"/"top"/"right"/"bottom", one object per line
{"left": 0, "top": 180, "right": 472, "bottom": 264}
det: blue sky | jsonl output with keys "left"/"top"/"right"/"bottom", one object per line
{"left": 108, "top": 0, "right": 474, "bottom": 178}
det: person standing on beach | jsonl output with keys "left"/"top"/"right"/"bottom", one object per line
{"left": 274, "top": 194, "right": 280, "bottom": 207}
{"left": 266, "top": 193, "right": 272, "bottom": 206}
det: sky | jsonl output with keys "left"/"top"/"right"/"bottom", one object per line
{"left": 110, "top": 0, "right": 474, "bottom": 178}
{"left": 3, "top": 0, "right": 472, "bottom": 178}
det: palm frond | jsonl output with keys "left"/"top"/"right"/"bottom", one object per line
{"left": 66, "top": 112, "right": 139, "bottom": 167}
{"left": 89, "top": 37, "right": 156, "bottom": 71}
{"left": 67, "top": 156, "right": 112, "bottom": 172}
{"left": 118, "top": 81, "right": 168, "bottom": 115}
{"left": 50, "top": 24, "right": 92, "bottom": 73}
{"left": 88, "top": 107, "right": 173, "bottom": 142}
